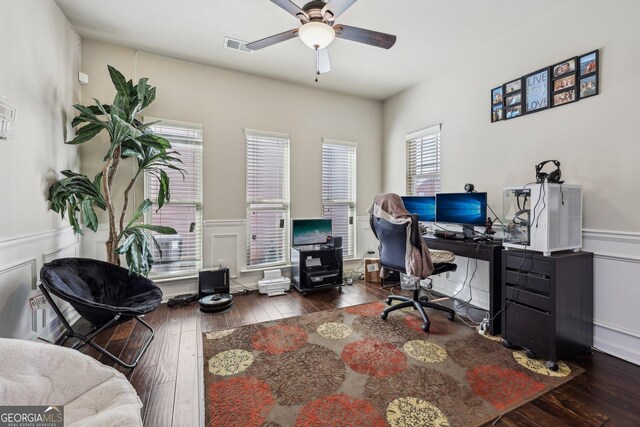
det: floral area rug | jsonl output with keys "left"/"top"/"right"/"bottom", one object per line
{"left": 203, "top": 301, "right": 582, "bottom": 426}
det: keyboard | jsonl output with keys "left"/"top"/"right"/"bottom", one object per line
{"left": 433, "top": 230, "right": 466, "bottom": 240}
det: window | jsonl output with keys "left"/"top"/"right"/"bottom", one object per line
{"left": 322, "top": 139, "right": 356, "bottom": 258}
{"left": 245, "top": 129, "right": 290, "bottom": 268}
{"left": 145, "top": 121, "right": 203, "bottom": 276}
{"left": 406, "top": 124, "right": 441, "bottom": 196}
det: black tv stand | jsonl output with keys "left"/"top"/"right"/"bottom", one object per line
{"left": 290, "top": 245, "right": 343, "bottom": 295}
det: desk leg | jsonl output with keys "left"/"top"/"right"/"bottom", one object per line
{"left": 488, "top": 248, "right": 502, "bottom": 336}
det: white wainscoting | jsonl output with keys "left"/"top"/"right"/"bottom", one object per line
{"left": 582, "top": 229, "right": 640, "bottom": 366}
{"left": 0, "top": 227, "right": 79, "bottom": 340}
{"left": 356, "top": 215, "right": 379, "bottom": 259}
{"left": 203, "top": 220, "right": 245, "bottom": 277}
{"left": 203, "top": 220, "right": 267, "bottom": 294}
{"left": 41, "top": 243, "right": 81, "bottom": 341}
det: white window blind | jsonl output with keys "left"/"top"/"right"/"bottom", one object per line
{"left": 322, "top": 140, "right": 356, "bottom": 258}
{"left": 145, "top": 121, "right": 203, "bottom": 276}
{"left": 246, "top": 130, "right": 290, "bottom": 268}
{"left": 407, "top": 124, "right": 441, "bottom": 196}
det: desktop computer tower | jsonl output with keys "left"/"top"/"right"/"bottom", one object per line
{"left": 503, "top": 183, "right": 582, "bottom": 255}
{"left": 198, "top": 267, "right": 230, "bottom": 298}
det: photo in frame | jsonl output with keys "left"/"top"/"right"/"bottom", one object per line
{"left": 492, "top": 86, "right": 503, "bottom": 105}
{"left": 505, "top": 92, "right": 521, "bottom": 106}
{"left": 552, "top": 57, "right": 576, "bottom": 78}
{"left": 552, "top": 87, "right": 577, "bottom": 107}
{"left": 505, "top": 105, "right": 522, "bottom": 120}
{"left": 579, "top": 50, "right": 598, "bottom": 76}
{"left": 579, "top": 75, "right": 598, "bottom": 98}
{"left": 524, "top": 67, "right": 550, "bottom": 113}
{"left": 491, "top": 104, "right": 504, "bottom": 122}
{"left": 553, "top": 74, "right": 576, "bottom": 92}
{"left": 505, "top": 79, "right": 522, "bottom": 94}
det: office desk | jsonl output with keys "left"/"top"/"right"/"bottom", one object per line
{"left": 423, "top": 235, "right": 503, "bottom": 335}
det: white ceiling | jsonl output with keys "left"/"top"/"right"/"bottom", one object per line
{"left": 56, "top": 0, "right": 565, "bottom": 100}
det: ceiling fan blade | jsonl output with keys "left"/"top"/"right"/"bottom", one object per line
{"left": 246, "top": 29, "right": 299, "bottom": 51}
{"left": 334, "top": 24, "right": 396, "bottom": 49}
{"left": 270, "top": 0, "right": 307, "bottom": 19}
{"left": 322, "top": 0, "right": 358, "bottom": 20}
{"left": 318, "top": 48, "right": 331, "bottom": 74}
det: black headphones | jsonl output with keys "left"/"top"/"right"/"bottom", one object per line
{"left": 535, "top": 160, "right": 562, "bottom": 183}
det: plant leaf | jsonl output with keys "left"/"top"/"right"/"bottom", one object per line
{"left": 124, "top": 199, "right": 152, "bottom": 230}
{"left": 121, "top": 148, "right": 144, "bottom": 160}
{"left": 66, "top": 123, "right": 103, "bottom": 145}
{"left": 157, "top": 169, "right": 170, "bottom": 209}
{"left": 132, "top": 224, "right": 177, "bottom": 234}
{"left": 81, "top": 198, "right": 99, "bottom": 232}
{"left": 73, "top": 104, "right": 105, "bottom": 126}
{"left": 108, "top": 65, "right": 129, "bottom": 95}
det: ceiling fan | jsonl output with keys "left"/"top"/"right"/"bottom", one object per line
{"left": 246, "top": 0, "right": 397, "bottom": 80}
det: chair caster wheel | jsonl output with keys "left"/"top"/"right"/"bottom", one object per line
{"left": 447, "top": 313, "right": 455, "bottom": 321}
{"left": 546, "top": 361, "right": 559, "bottom": 371}
{"left": 502, "top": 339, "right": 515, "bottom": 349}
{"left": 385, "top": 298, "right": 392, "bottom": 305}
{"left": 380, "top": 312, "right": 388, "bottom": 320}
{"left": 421, "top": 323, "right": 430, "bottom": 333}
{"left": 526, "top": 350, "right": 537, "bottom": 359}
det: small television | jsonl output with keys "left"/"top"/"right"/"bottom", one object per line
{"left": 291, "top": 218, "right": 332, "bottom": 247}
{"left": 436, "top": 192, "right": 487, "bottom": 231}
{"left": 401, "top": 196, "right": 436, "bottom": 222}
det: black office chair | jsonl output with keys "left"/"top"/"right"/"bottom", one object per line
{"left": 39, "top": 257, "right": 163, "bottom": 368}
{"left": 370, "top": 202, "right": 457, "bottom": 333}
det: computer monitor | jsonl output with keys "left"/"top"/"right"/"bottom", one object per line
{"left": 435, "top": 192, "right": 487, "bottom": 227}
{"left": 401, "top": 196, "right": 436, "bottom": 222}
{"left": 291, "top": 218, "right": 332, "bottom": 246}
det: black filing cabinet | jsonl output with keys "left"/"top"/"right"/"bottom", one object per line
{"left": 502, "top": 250, "right": 593, "bottom": 370}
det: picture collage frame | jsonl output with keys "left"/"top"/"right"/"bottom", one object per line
{"left": 491, "top": 49, "right": 599, "bottom": 122}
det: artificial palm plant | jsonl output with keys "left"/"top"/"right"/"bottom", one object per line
{"left": 48, "top": 66, "right": 184, "bottom": 276}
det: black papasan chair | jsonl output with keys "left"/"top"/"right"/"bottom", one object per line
{"left": 39, "top": 257, "right": 163, "bottom": 369}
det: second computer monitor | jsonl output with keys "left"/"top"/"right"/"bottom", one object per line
{"left": 401, "top": 196, "right": 436, "bottom": 222}
{"left": 435, "top": 192, "right": 487, "bottom": 226}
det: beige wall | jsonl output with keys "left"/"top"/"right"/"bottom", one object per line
{"left": 79, "top": 39, "right": 383, "bottom": 224}
{"left": 382, "top": 0, "right": 640, "bottom": 232}
{"left": 0, "top": 0, "right": 80, "bottom": 239}
{"left": 0, "top": 0, "right": 81, "bottom": 339}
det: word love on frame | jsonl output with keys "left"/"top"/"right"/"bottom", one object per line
{"left": 491, "top": 49, "right": 599, "bottom": 122}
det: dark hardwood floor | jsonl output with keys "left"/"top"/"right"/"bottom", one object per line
{"left": 74, "top": 280, "right": 638, "bottom": 426}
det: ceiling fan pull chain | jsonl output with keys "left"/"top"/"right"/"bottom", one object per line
{"left": 314, "top": 47, "right": 320, "bottom": 82}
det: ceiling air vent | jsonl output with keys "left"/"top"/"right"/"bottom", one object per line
{"left": 224, "top": 37, "right": 252, "bottom": 53}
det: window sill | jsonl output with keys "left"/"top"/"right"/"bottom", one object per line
{"left": 149, "top": 271, "right": 199, "bottom": 284}
{"left": 240, "top": 264, "right": 291, "bottom": 275}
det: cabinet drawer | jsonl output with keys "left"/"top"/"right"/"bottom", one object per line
{"left": 505, "top": 286, "right": 552, "bottom": 312}
{"left": 504, "top": 302, "right": 550, "bottom": 356}
{"left": 505, "top": 253, "right": 551, "bottom": 276}
{"left": 504, "top": 270, "right": 551, "bottom": 295}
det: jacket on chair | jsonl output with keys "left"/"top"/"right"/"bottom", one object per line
{"left": 368, "top": 193, "right": 435, "bottom": 280}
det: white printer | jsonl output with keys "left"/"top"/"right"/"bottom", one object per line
{"left": 258, "top": 269, "right": 291, "bottom": 296}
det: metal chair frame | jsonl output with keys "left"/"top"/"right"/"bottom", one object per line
{"left": 39, "top": 282, "right": 154, "bottom": 369}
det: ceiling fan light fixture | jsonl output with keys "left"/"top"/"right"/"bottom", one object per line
{"left": 298, "top": 22, "right": 335, "bottom": 49}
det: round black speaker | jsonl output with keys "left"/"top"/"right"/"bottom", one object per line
{"left": 198, "top": 293, "right": 234, "bottom": 313}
